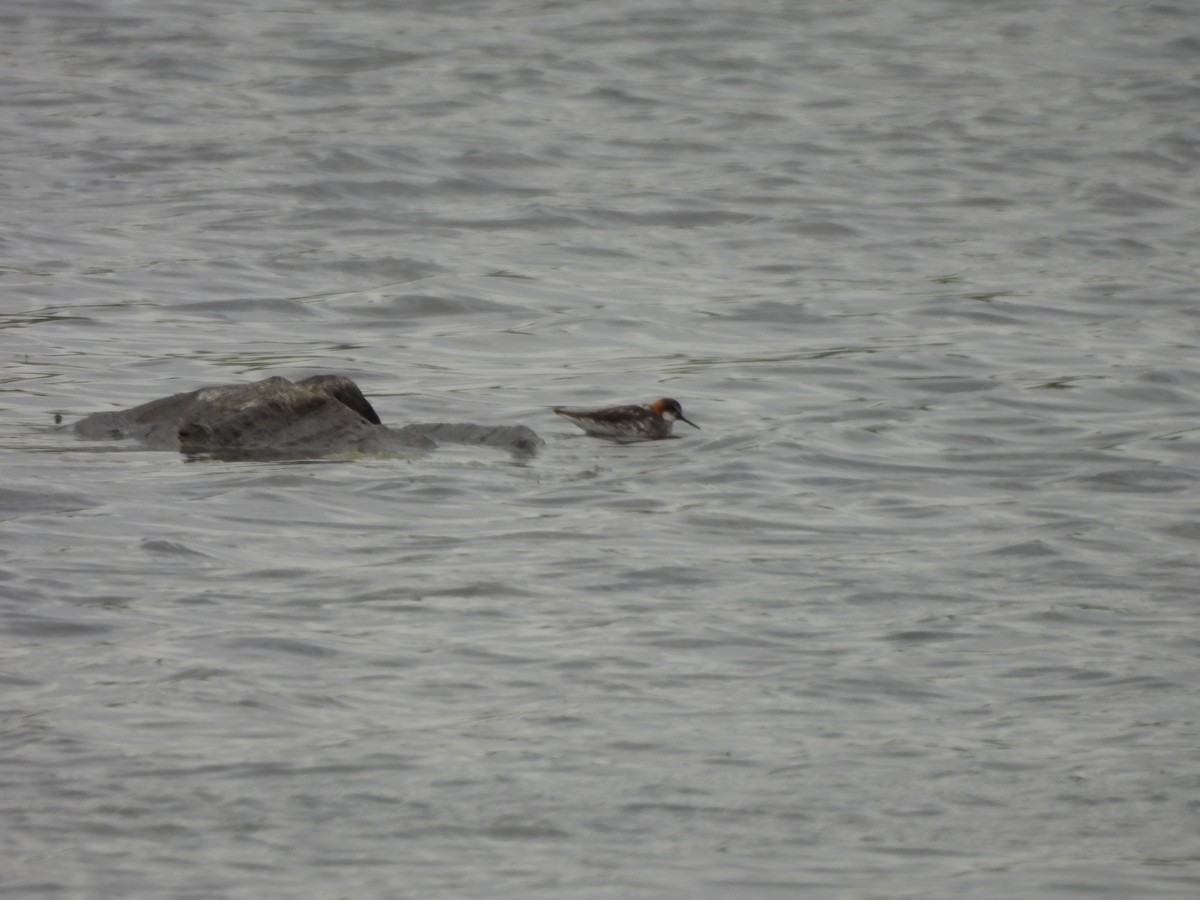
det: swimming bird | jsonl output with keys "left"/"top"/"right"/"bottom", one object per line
{"left": 553, "top": 398, "right": 699, "bottom": 441}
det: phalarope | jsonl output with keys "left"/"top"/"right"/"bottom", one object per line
{"left": 553, "top": 398, "right": 699, "bottom": 441}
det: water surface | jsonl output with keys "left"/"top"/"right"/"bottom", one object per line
{"left": 3, "top": 1, "right": 1199, "bottom": 897}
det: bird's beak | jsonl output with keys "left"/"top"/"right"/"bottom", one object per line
{"left": 680, "top": 415, "right": 700, "bottom": 430}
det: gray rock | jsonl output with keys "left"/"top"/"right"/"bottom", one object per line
{"left": 74, "top": 375, "right": 542, "bottom": 459}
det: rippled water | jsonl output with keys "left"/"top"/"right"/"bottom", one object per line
{"left": 3, "top": 1, "right": 1200, "bottom": 896}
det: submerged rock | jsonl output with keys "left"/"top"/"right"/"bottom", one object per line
{"left": 74, "top": 375, "right": 542, "bottom": 459}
